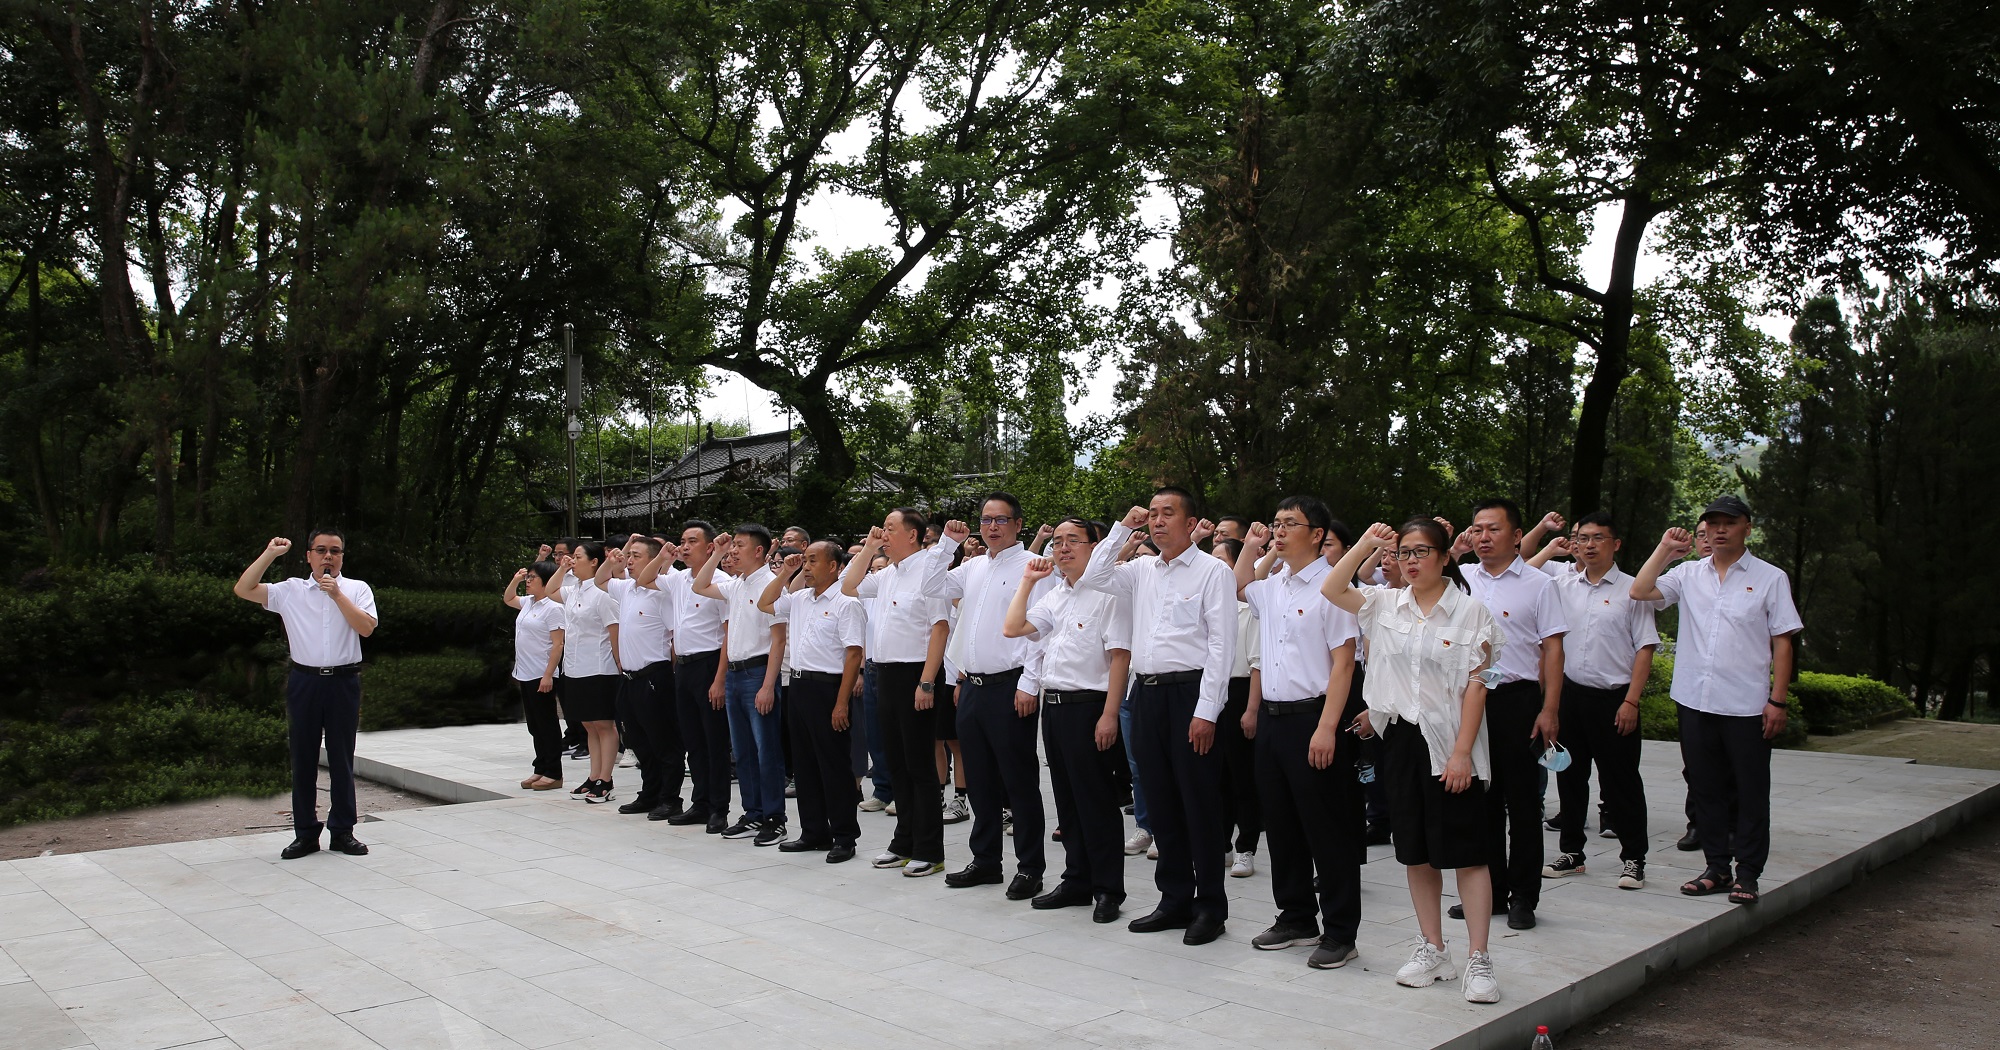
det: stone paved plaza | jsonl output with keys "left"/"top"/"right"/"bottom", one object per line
{"left": 4, "top": 723, "right": 1997, "bottom": 1050}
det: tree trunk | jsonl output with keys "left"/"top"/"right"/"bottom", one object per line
{"left": 1568, "top": 194, "right": 1659, "bottom": 516}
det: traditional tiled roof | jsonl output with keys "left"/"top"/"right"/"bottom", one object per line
{"left": 559, "top": 429, "right": 903, "bottom": 523}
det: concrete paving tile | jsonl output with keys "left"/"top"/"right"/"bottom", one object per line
{"left": 329, "top": 887, "right": 486, "bottom": 931}
{"left": 49, "top": 974, "right": 224, "bottom": 1050}
{"left": 687, "top": 936, "right": 896, "bottom": 1002}
{"left": 819, "top": 909, "right": 1028, "bottom": 967}
{"left": 323, "top": 924, "right": 488, "bottom": 984}
{"left": 561, "top": 895, "right": 741, "bottom": 949}
{"left": 410, "top": 969, "right": 606, "bottom": 1049}
{"left": 341, "top": 996, "right": 528, "bottom": 1050}
{"left": 142, "top": 950, "right": 310, "bottom": 1020}
{"left": 0, "top": 942, "right": 27, "bottom": 985}
{"left": 589, "top": 941, "right": 780, "bottom": 1007}
{"left": 976, "top": 951, "right": 1221, "bottom": 1021}
{"left": 247, "top": 889, "right": 397, "bottom": 937}
{"left": 251, "top": 944, "right": 425, "bottom": 1015}
{"left": 0, "top": 979, "right": 94, "bottom": 1050}
{"left": 831, "top": 984, "right": 1098, "bottom": 1050}
{"left": 422, "top": 917, "right": 594, "bottom": 979}
{"left": 210, "top": 1001, "right": 384, "bottom": 1050}
{"left": 481, "top": 902, "right": 651, "bottom": 955}
{"left": 183, "top": 905, "right": 328, "bottom": 959}
{"left": 84, "top": 909, "right": 230, "bottom": 964}
{"left": 716, "top": 989, "right": 926, "bottom": 1050}
{"left": 735, "top": 916, "right": 929, "bottom": 971}
{"left": 0, "top": 862, "right": 39, "bottom": 896}
{"left": 0, "top": 888, "right": 89, "bottom": 939}
{"left": 525, "top": 963, "right": 740, "bottom": 1040}
{"left": 4, "top": 927, "right": 145, "bottom": 991}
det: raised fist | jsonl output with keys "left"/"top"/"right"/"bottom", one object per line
{"left": 266, "top": 537, "right": 292, "bottom": 555}
{"left": 1033, "top": 523, "right": 1054, "bottom": 544}
{"left": 1121, "top": 506, "right": 1149, "bottom": 529}
{"left": 1022, "top": 557, "right": 1055, "bottom": 582}
{"left": 1661, "top": 527, "right": 1693, "bottom": 559}
{"left": 865, "top": 526, "right": 886, "bottom": 547}
{"left": 782, "top": 552, "right": 804, "bottom": 574}
{"left": 511, "top": 568, "right": 530, "bottom": 582}
{"left": 943, "top": 519, "right": 971, "bottom": 543}
{"left": 537, "top": 543, "right": 552, "bottom": 561}
{"left": 1433, "top": 516, "right": 1455, "bottom": 538}
{"left": 1539, "top": 511, "right": 1566, "bottom": 534}
{"left": 1245, "top": 522, "right": 1271, "bottom": 549}
{"left": 1191, "top": 518, "right": 1216, "bottom": 544}
{"left": 1362, "top": 522, "right": 1397, "bottom": 548}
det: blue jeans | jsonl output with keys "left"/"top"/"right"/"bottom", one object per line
{"left": 725, "top": 665, "right": 786, "bottom": 823}
{"left": 1121, "top": 698, "right": 1149, "bottom": 833}
{"left": 862, "top": 662, "right": 893, "bottom": 803}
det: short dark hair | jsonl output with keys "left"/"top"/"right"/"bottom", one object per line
{"left": 1154, "top": 485, "right": 1200, "bottom": 516}
{"left": 557, "top": 537, "right": 580, "bottom": 550}
{"left": 682, "top": 520, "right": 717, "bottom": 541}
{"left": 734, "top": 523, "right": 774, "bottom": 556}
{"left": 982, "top": 491, "right": 1024, "bottom": 523}
{"left": 1213, "top": 537, "right": 1244, "bottom": 562}
{"left": 306, "top": 526, "right": 346, "bottom": 548}
{"left": 783, "top": 525, "right": 812, "bottom": 543}
{"left": 1217, "top": 514, "right": 1252, "bottom": 534}
{"left": 1325, "top": 519, "right": 1356, "bottom": 552}
{"left": 890, "top": 507, "right": 929, "bottom": 537}
{"left": 1471, "top": 497, "right": 1524, "bottom": 532}
{"left": 607, "top": 533, "right": 631, "bottom": 550}
{"left": 575, "top": 540, "right": 607, "bottom": 564}
{"left": 1574, "top": 510, "right": 1619, "bottom": 539}
{"left": 529, "top": 560, "right": 560, "bottom": 585}
{"left": 1057, "top": 516, "right": 1105, "bottom": 543}
{"left": 809, "top": 539, "right": 849, "bottom": 565}
{"left": 628, "top": 535, "right": 664, "bottom": 559}
{"left": 1274, "top": 496, "right": 1331, "bottom": 534}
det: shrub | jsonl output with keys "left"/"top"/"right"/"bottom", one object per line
{"left": 1636, "top": 655, "right": 1811, "bottom": 748}
{"left": 361, "top": 649, "right": 517, "bottom": 732}
{"left": 1791, "top": 672, "right": 1913, "bottom": 734}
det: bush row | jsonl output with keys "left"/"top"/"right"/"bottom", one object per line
{"left": 1635, "top": 657, "right": 1903, "bottom": 748}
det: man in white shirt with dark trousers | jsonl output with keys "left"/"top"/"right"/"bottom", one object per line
{"left": 926, "top": 493, "right": 1055, "bottom": 900}
{"left": 234, "top": 530, "right": 379, "bottom": 861}
{"left": 1080, "top": 488, "right": 1238, "bottom": 945}
{"left": 605, "top": 535, "right": 684, "bottom": 820}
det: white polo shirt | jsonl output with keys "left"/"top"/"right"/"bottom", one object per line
{"left": 1079, "top": 523, "right": 1238, "bottom": 723}
{"left": 512, "top": 595, "right": 566, "bottom": 682}
{"left": 720, "top": 565, "right": 778, "bottom": 662}
{"left": 776, "top": 585, "right": 866, "bottom": 675}
{"left": 664, "top": 567, "right": 726, "bottom": 656}
{"left": 1654, "top": 552, "right": 1803, "bottom": 717}
{"left": 855, "top": 555, "right": 950, "bottom": 664}
{"left": 1024, "top": 578, "right": 1132, "bottom": 693}
{"left": 1550, "top": 565, "right": 1659, "bottom": 690}
{"left": 265, "top": 575, "right": 377, "bottom": 667}
{"left": 561, "top": 579, "right": 619, "bottom": 677}
{"left": 1461, "top": 556, "right": 1567, "bottom": 685}
{"left": 1243, "top": 557, "right": 1359, "bottom": 703}
{"left": 608, "top": 577, "right": 670, "bottom": 670}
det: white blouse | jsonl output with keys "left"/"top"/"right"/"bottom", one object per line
{"left": 512, "top": 595, "right": 566, "bottom": 682}
{"left": 561, "top": 578, "right": 619, "bottom": 678}
{"left": 1353, "top": 584, "right": 1504, "bottom": 783}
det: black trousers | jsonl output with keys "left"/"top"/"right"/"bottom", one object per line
{"left": 1130, "top": 678, "right": 1227, "bottom": 920}
{"left": 787, "top": 677, "right": 861, "bottom": 847}
{"left": 558, "top": 675, "right": 584, "bottom": 748}
{"left": 286, "top": 669, "right": 360, "bottom": 838}
{"left": 616, "top": 661, "right": 683, "bottom": 808}
{"left": 878, "top": 661, "right": 944, "bottom": 863}
{"left": 1483, "top": 679, "right": 1547, "bottom": 910}
{"left": 1557, "top": 679, "right": 1648, "bottom": 861}
{"left": 958, "top": 669, "right": 1045, "bottom": 875}
{"left": 519, "top": 679, "right": 564, "bottom": 780}
{"left": 1044, "top": 697, "right": 1125, "bottom": 902}
{"left": 675, "top": 650, "right": 731, "bottom": 819}
{"left": 1217, "top": 677, "right": 1261, "bottom": 854}
{"left": 1256, "top": 696, "right": 1364, "bottom": 942}
{"left": 1678, "top": 704, "right": 1772, "bottom": 877}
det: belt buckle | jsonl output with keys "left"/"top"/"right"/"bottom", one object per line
{"left": 317, "top": 666, "right": 334, "bottom": 677}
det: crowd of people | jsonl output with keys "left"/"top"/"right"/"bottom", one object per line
{"left": 240, "top": 487, "right": 1801, "bottom": 1011}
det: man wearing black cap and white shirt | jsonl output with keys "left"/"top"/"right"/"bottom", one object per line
{"left": 234, "top": 531, "right": 378, "bottom": 860}
{"left": 1632, "top": 494, "right": 1801, "bottom": 906}
{"left": 1080, "top": 489, "right": 1238, "bottom": 946}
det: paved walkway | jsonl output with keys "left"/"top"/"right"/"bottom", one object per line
{"left": 4, "top": 724, "right": 1996, "bottom": 1050}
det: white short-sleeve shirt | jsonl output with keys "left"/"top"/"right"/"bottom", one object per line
{"left": 776, "top": 585, "right": 866, "bottom": 674}
{"left": 562, "top": 579, "right": 619, "bottom": 677}
{"left": 1243, "top": 558, "right": 1360, "bottom": 703}
{"left": 1549, "top": 566, "right": 1660, "bottom": 689}
{"left": 265, "top": 575, "right": 377, "bottom": 667}
{"left": 1654, "top": 552, "right": 1803, "bottom": 716}
{"left": 855, "top": 556, "right": 950, "bottom": 664}
{"left": 1024, "top": 579, "right": 1132, "bottom": 694}
{"left": 512, "top": 595, "right": 566, "bottom": 681}
{"left": 1462, "top": 557, "right": 1568, "bottom": 685}
{"left": 1354, "top": 584, "right": 1502, "bottom": 782}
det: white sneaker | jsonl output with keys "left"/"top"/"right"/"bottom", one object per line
{"left": 1123, "top": 830, "right": 1153, "bottom": 856}
{"left": 859, "top": 797, "right": 887, "bottom": 812}
{"left": 617, "top": 752, "right": 637, "bottom": 768}
{"left": 1396, "top": 941, "right": 1456, "bottom": 987}
{"left": 902, "top": 859, "right": 944, "bottom": 878}
{"left": 1230, "top": 851, "right": 1256, "bottom": 878}
{"left": 943, "top": 794, "right": 970, "bottom": 824}
{"left": 885, "top": 801, "right": 898, "bottom": 816}
{"left": 1462, "top": 950, "right": 1500, "bottom": 1003}
{"left": 872, "top": 851, "right": 907, "bottom": 868}
{"left": 1147, "top": 843, "right": 1159, "bottom": 860}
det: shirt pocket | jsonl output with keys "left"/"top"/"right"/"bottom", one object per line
{"left": 1162, "top": 591, "right": 1203, "bottom": 630}
{"left": 1424, "top": 626, "right": 1481, "bottom": 672}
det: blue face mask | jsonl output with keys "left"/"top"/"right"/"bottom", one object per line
{"left": 1537, "top": 742, "right": 1572, "bottom": 773}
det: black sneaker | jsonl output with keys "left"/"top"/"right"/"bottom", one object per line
{"left": 721, "top": 818, "right": 760, "bottom": 840}
{"left": 1543, "top": 813, "right": 1563, "bottom": 832}
{"left": 569, "top": 746, "right": 590, "bottom": 761}
{"left": 1541, "top": 852, "right": 1587, "bottom": 879}
{"left": 1599, "top": 804, "right": 1617, "bottom": 839}
{"left": 1308, "top": 939, "right": 1359, "bottom": 969}
{"left": 784, "top": 777, "right": 797, "bottom": 799}
{"left": 1251, "top": 919, "right": 1320, "bottom": 951}
{"left": 754, "top": 822, "right": 787, "bottom": 847}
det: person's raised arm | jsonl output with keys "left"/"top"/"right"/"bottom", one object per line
{"left": 1521, "top": 511, "right": 1563, "bottom": 556}
{"left": 691, "top": 533, "right": 732, "bottom": 599}
{"left": 841, "top": 526, "right": 884, "bottom": 597}
{"left": 758, "top": 553, "right": 802, "bottom": 614}
{"left": 1631, "top": 527, "right": 1691, "bottom": 603}
{"left": 1525, "top": 535, "right": 1569, "bottom": 570}
{"left": 593, "top": 548, "right": 621, "bottom": 592}
{"left": 1321, "top": 523, "right": 1393, "bottom": 615}
{"left": 1003, "top": 557, "right": 1055, "bottom": 638}
{"left": 504, "top": 568, "right": 528, "bottom": 610}
{"left": 918, "top": 520, "right": 970, "bottom": 598}
{"left": 234, "top": 537, "right": 290, "bottom": 605}
{"left": 1234, "top": 522, "right": 1269, "bottom": 600}
{"left": 1031, "top": 523, "right": 1054, "bottom": 556}
{"left": 1079, "top": 507, "right": 1147, "bottom": 594}
{"left": 633, "top": 542, "right": 673, "bottom": 588}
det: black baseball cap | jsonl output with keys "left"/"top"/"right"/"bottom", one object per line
{"left": 1700, "top": 494, "right": 1752, "bottom": 521}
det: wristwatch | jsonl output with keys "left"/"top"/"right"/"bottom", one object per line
{"left": 918, "top": 682, "right": 935, "bottom": 694}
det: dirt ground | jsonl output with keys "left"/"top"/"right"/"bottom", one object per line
{"left": 0, "top": 772, "right": 444, "bottom": 861}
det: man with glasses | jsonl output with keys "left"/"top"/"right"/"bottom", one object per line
{"left": 1538, "top": 513, "right": 1659, "bottom": 890}
{"left": 926, "top": 494, "right": 1056, "bottom": 899}
{"left": 1457, "top": 498, "right": 1567, "bottom": 930}
{"left": 234, "top": 530, "right": 379, "bottom": 860}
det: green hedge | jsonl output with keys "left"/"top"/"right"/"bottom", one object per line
{"left": 1792, "top": 672, "right": 1914, "bottom": 734}
{"left": 0, "top": 693, "right": 290, "bottom": 825}
{"left": 361, "top": 649, "right": 515, "bottom": 731}
{"left": 1639, "top": 656, "right": 1812, "bottom": 747}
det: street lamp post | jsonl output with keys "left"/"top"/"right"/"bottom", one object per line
{"left": 564, "top": 323, "right": 579, "bottom": 539}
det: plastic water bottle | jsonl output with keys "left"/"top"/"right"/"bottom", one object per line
{"left": 1530, "top": 1025, "right": 1555, "bottom": 1049}
{"left": 1357, "top": 761, "right": 1377, "bottom": 785}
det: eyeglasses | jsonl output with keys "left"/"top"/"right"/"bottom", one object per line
{"left": 1271, "top": 520, "right": 1312, "bottom": 531}
{"left": 978, "top": 516, "right": 1014, "bottom": 526}
{"left": 1393, "top": 546, "right": 1439, "bottom": 561}
{"left": 310, "top": 547, "right": 345, "bottom": 556}
{"left": 1571, "top": 534, "right": 1612, "bottom": 546}
{"left": 1048, "top": 537, "right": 1088, "bottom": 549}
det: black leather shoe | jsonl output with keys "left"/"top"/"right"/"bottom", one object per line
{"left": 827, "top": 845, "right": 857, "bottom": 864}
{"left": 706, "top": 814, "right": 729, "bottom": 835}
{"left": 1183, "top": 914, "right": 1226, "bottom": 945}
{"left": 1677, "top": 823, "right": 1701, "bottom": 851}
{"left": 779, "top": 838, "right": 831, "bottom": 853}
{"left": 1507, "top": 902, "right": 1537, "bottom": 930}
{"left": 1031, "top": 883, "right": 1092, "bottom": 910}
{"left": 944, "top": 864, "right": 1004, "bottom": 888}
{"left": 667, "top": 808, "right": 709, "bottom": 826}
{"left": 1005, "top": 874, "right": 1043, "bottom": 901}
{"left": 1091, "top": 893, "right": 1121, "bottom": 924}
{"left": 328, "top": 834, "right": 369, "bottom": 856}
{"left": 1364, "top": 823, "right": 1392, "bottom": 846}
{"left": 618, "top": 797, "right": 658, "bottom": 815}
{"left": 647, "top": 798, "right": 684, "bottom": 820}
{"left": 280, "top": 837, "right": 320, "bottom": 860}
{"left": 1447, "top": 903, "right": 1465, "bottom": 920}
{"left": 1127, "top": 908, "right": 1191, "bottom": 934}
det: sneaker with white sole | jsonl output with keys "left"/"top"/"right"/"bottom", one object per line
{"left": 754, "top": 822, "right": 787, "bottom": 847}
{"left": 1396, "top": 941, "right": 1456, "bottom": 987}
{"left": 943, "top": 794, "right": 970, "bottom": 824}
{"left": 1462, "top": 949, "right": 1500, "bottom": 1003}
{"left": 872, "top": 851, "right": 907, "bottom": 868}
{"left": 1123, "top": 830, "right": 1153, "bottom": 856}
{"left": 618, "top": 752, "right": 637, "bottom": 768}
{"left": 885, "top": 801, "right": 898, "bottom": 816}
{"left": 902, "top": 859, "right": 944, "bottom": 878}
{"left": 1231, "top": 851, "right": 1256, "bottom": 878}
{"left": 1542, "top": 852, "right": 1587, "bottom": 878}
{"left": 1617, "top": 859, "right": 1646, "bottom": 890}
{"left": 721, "top": 819, "right": 760, "bottom": 840}
{"left": 1147, "top": 842, "right": 1159, "bottom": 860}
{"left": 859, "top": 797, "right": 888, "bottom": 812}
{"left": 1251, "top": 919, "right": 1319, "bottom": 951}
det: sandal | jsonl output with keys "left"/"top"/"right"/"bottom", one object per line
{"left": 520, "top": 775, "right": 539, "bottom": 789}
{"left": 1728, "top": 877, "right": 1760, "bottom": 905}
{"left": 530, "top": 777, "right": 562, "bottom": 791}
{"left": 1680, "top": 868, "right": 1731, "bottom": 896}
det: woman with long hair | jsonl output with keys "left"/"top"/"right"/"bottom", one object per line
{"left": 561, "top": 542, "right": 622, "bottom": 802}
{"left": 504, "top": 560, "right": 567, "bottom": 790}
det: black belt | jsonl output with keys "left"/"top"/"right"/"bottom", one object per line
{"left": 1262, "top": 695, "right": 1326, "bottom": 716}
{"left": 292, "top": 661, "right": 362, "bottom": 677}
{"left": 793, "top": 669, "right": 844, "bottom": 684}
{"left": 675, "top": 648, "right": 720, "bottom": 666}
{"left": 960, "top": 667, "right": 1023, "bottom": 687}
{"left": 1042, "top": 689, "right": 1108, "bottom": 706}
{"left": 727, "top": 654, "right": 770, "bottom": 672}
{"left": 622, "top": 659, "right": 671, "bottom": 679}
{"left": 1134, "top": 670, "right": 1201, "bottom": 687}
